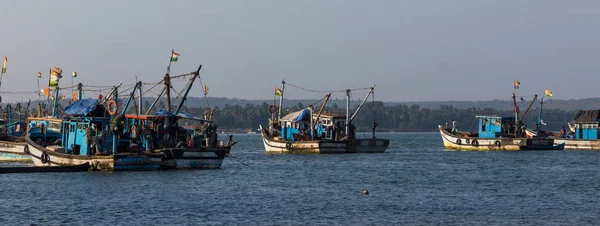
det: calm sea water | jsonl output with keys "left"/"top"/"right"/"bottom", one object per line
{"left": 1, "top": 132, "right": 600, "bottom": 225}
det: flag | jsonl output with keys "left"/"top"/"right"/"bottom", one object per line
{"left": 37, "top": 72, "right": 42, "bottom": 78}
{"left": 170, "top": 50, "right": 180, "bottom": 62}
{"left": 541, "top": 119, "right": 547, "bottom": 126}
{"left": 513, "top": 80, "right": 520, "bottom": 89}
{"left": 2, "top": 57, "right": 6, "bottom": 74}
{"left": 275, "top": 87, "right": 283, "bottom": 96}
{"left": 544, "top": 88, "right": 553, "bottom": 98}
{"left": 204, "top": 84, "right": 209, "bottom": 96}
{"left": 49, "top": 67, "right": 62, "bottom": 87}
{"left": 43, "top": 88, "right": 49, "bottom": 97}
{"left": 72, "top": 92, "right": 77, "bottom": 101}
{"left": 72, "top": 71, "right": 77, "bottom": 77}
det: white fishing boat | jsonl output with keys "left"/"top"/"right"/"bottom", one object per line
{"left": 261, "top": 81, "right": 389, "bottom": 154}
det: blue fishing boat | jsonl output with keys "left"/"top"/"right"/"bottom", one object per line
{"left": 25, "top": 83, "right": 163, "bottom": 170}
{"left": 439, "top": 93, "right": 563, "bottom": 151}
{"left": 261, "top": 81, "right": 389, "bottom": 154}
{"left": 124, "top": 64, "right": 233, "bottom": 169}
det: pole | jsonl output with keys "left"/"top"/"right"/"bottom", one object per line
{"left": 536, "top": 97, "right": 544, "bottom": 136}
{"left": 78, "top": 83, "right": 83, "bottom": 101}
{"left": 309, "top": 105, "right": 314, "bottom": 140}
{"left": 277, "top": 80, "right": 285, "bottom": 120}
{"left": 37, "top": 78, "right": 41, "bottom": 100}
{"left": 345, "top": 89, "right": 350, "bottom": 139}
{"left": 52, "top": 87, "right": 60, "bottom": 117}
{"left": 112, "top": 86, "right": 119, "bottom": 154}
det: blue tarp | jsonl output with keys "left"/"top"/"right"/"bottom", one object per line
{"left": 64, "top": 99, "right": 99, "bottom": 116}
{"left": 155, "top": 110, "right": 178, "bottom": 117}
{"left": 177, "top": 112, "right": 210, "bottom": 122}
{"left": 293, "top": 108, "right": 311, "bottom": 122}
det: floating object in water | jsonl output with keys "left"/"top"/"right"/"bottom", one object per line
{"left": 363, "top": 189, "right": 369, "bottom": 195}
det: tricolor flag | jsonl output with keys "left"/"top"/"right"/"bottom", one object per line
{"left": 2, "top": 57, "right": 6, "bottom": 74}
{"left": 170, "top": 50, "right": 180, "bottom": 62}
{"left": 204, "top": 84, "right": 209, "bottom": 96}
{"left": 72, "top": 71, "right": 77, "bottom": 78}
{"left": 544, "top": 88, "right": 553, "bottom": 98}
{"left": 37, "top": 72, "right": 42, "bottom": 78}
{"left": 513, "top": 80, "right": 520, "bottom": 89}
{"left": 275, "top": 87, "right": 283, "bottom": 96}
{"left": 49, "top": 67, "right": 63, "bottom": 87}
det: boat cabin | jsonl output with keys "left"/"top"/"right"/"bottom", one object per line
{"left": 279, "top": 108, "right": 346, "bottom": 141}
{"left": 476, "top": 116, "right": 517, "bottom": 138}
{"left": 569, "top": 110, "right": 600, "bottom": 140}
{"left": 124, "top": 110, "right": 222, "bottom": 150}
{"left": 60, "top": 99, "right": 115, "bottom": 155}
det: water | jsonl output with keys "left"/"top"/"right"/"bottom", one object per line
{"left": 1, "top": 132, "right": 600, "bottom": 225}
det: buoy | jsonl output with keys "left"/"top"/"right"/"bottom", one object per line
{"left": 363, "top": 190, "right": 369, "bottom": 195}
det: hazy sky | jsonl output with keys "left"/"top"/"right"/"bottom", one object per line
{"left": 1, "top": 0, "right": 599, "bottom": 102}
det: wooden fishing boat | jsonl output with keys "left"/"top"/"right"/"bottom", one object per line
{"left": 261, "top": 81, "right": 389, "bottom": 154}
{"left": 438, "top": 115, "right": 562, "bottom": 151}
{"left": 122, "top": 64, "right": 234, "bottom": 169}
{"left": 25, "top": 88, "right": 163, "bottom": 171}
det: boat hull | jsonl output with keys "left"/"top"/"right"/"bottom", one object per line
{"left": 0, "top": 140, "right": 31, "bottom": 162}
{"left": 261, "top": 129, "right": 347, "bottom": 154}
{"left": 554, "top": 139, "right": 600, "bottom": 150}
{"left": 439, "top": 125, "right": 563, "bottom": 151}
{"left": 25, "top": 135, "right": 161, "bottom": 171}
{"left": 347, "top": 139, "right": 390, "bottom": 153}
{"left": 156, "top": 148, "right": 227, "bottom": 169}
{"left": 439, "top": 125, "right": 522, "bottom": 151}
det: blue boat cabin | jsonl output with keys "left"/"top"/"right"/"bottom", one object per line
{"left": 476, "top": 116, "right": 503, "bottom": 138}
{"left": 279, "top": 108, "right": 346, "bottom": 141}
{"left": 569, "top": 110, "right": 600, "bottom": 140}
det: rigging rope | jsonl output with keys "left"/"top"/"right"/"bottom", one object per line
{"left": 286, "top": 82, "right": 371, "bottom": 93}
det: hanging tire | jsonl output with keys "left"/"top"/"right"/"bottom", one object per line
{"left": 465, "top": 139, "right": 470, "bottom": 144}
{"left": 285, "top": 141, "right": 293, "bottom": 150}
{"left": 495, "top": 140, "right": 501, "bottom": 147}
{"left": 41, "top": 152, "right": 50, "bottom": 164}
{"left": 23, "top": 145, "right": 29, "bottom": 154}
{"left": 456, "top": 139, "right": 462, "bottom": 145}
{"left": 471, "top": 140, "right": 479, "bottom": 147}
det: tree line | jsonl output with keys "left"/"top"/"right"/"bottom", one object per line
{"left": 175, "top": 101, "right": 578, "bottom": 133}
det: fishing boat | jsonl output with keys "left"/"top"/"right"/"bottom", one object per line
{"left": 551, "top": 110, "right": 600, "bottom": 150}
{"left": 439, "top": 93, "right": 563, "bottom": 151}
{"left": 0, "top": 103, "right": 31, "bottom": 162}
{"left": 123, "top": 64, "right": 234, "bottom": 169}
{"left": 25, "top": 83, "right": 163, "bottom": 170}
{"left": 260, "top": 81, "right": 389, "bottom": 154}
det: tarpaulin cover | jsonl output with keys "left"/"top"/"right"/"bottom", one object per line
{"left": 64, "top": 99, "right": 99, "bottom": 116}
{"left": 155, "top": 110, "right": 177, "bottom": 117}
{"left": 177, "top": 112, "right": 210, "bottom": 122}
{"left": 281, "top": 108, "right": 310, "bottom": 122}
{"left": 572, "top": 110, "right": 600, "bottom": 123}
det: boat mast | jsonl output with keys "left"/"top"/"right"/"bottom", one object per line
{"left": 112, "top": 86, "right": 119, "bottom": 154}
{"left": 174, "top": 65, "right": 202, "bottom": 114}
{"left": 164, "top": 73, "right": 172, "bottom": 112}
{"left": 536, "top": 97, "right": 544, "bottom": 135}
{"left": 512, "top": 93, "right": 519, "bottom": 136}
{"left": 51, "top": 87, "right": 60, "bottom": 117}
{"left": 138, "top": 82, "right": 143, "bottom": 115}
{"left": 345, "top": 89, "right": 350, "bottom": 139}
{"left": 121, "top": 81, "right": 142, "bottom": 115}
{"left": 277, "top": 80, "right": 285, "bottom": 120}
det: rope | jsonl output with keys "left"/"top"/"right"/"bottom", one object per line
{"left": 286, "top": 82, "right": 371, "bottom": 93}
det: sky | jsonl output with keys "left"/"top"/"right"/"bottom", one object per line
{"left": 1, "top": 0, "right": 599, "bottom": 102}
